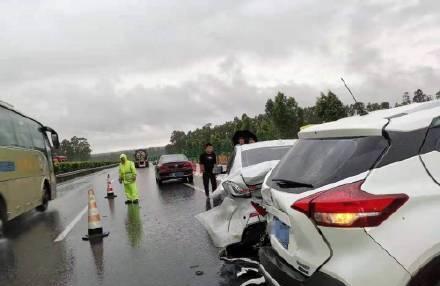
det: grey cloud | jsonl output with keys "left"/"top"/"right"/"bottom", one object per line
{"left": 1, "top": 0, "right": 439, "bottom": 152}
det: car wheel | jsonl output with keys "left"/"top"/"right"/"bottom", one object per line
{"left": 409, "top": 256, "right": 440, "bottom": 286}
{"left": 36, "top": 185, "right": 50, "bottom": 212}
{"left": 187, "top": 176, "right": 194, "bottom": 184}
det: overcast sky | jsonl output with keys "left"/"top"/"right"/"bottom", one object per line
{"left": 1, "top": 0, "right": 439, "bottom": 153}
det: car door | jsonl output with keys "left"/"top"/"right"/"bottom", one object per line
{"left": 420, "top": 117, "right": 440, "bottom": 183}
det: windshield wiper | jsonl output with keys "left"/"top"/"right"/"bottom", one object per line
{"left": 271, "top": 178, "right": 314, "bottom": 189}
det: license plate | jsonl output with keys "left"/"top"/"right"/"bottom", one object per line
{"left": 272, "top": 217, "right": 289, "bottom": 249}
{"left": 173, "top": 172, "right": 184, "bottom": 177}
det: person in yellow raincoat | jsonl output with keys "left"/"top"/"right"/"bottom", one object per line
{"left": 118, "top": 154, "right": 140, "bottom": 204}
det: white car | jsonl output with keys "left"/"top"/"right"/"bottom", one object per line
{"left": 258, "top": 101, "right": 440, "bottom": 286}
{"left": 196, "top": 140, "right": 296, "bottom": 249}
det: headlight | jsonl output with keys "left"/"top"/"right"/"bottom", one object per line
{"left": 222, "top": 181, "right": 251, "bottom": 198}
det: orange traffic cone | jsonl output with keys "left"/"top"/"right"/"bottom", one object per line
{"left": 105, "top": 175, "right": 117, "bottom": 199}
{"left": 83, "top": 189, "right": 110, "bottom": 241}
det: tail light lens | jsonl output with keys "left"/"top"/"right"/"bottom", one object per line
{"left": 292, "top": 180, "right": 408, "bottom": 228}
{"left": 159, "top": 165, "right": 168, "bottom": 172}
{"left": 251, "top": 201, "right": 267, "bottom": 217}
{"left": 183, "top": 162, "right": 193, "bottom": 169}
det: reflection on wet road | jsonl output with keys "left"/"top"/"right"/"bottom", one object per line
{"left": 0, "top": 167, "right": 266, "bottom": 286}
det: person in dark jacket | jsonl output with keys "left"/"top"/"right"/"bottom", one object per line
{"left": 199, "top": 143, "right": 217, "bottom": 197}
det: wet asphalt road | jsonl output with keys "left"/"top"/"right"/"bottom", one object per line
{"left": 0, "top": 167, "right": 266, "bottom": 286}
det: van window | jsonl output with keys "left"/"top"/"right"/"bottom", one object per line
{"left": 29, "top": 121, "right": 46, "bottom": 152}
{"left": 0, "top": 107, "right": 17, "bottom": 146}
{"left": 268, "top": 137, "right": 388, "bottom": 193}
{"left": 9, "top": 112, "right": 34, "bottom": 149}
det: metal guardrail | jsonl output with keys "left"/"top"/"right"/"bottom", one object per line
{"left": 56, "top": 163, "right": 119, "bottom": 183}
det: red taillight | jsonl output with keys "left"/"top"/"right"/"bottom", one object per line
{"left": 159, "top": 165, "right": 168, "bottom": 172}
{"left": 291, "top": 180, "right": 409, "bottom": 228}
{"left": 251, "top": 201, "right": 267, "bottom": 217}
{"left": 183, "top": 162, "right": 193, "bottom": 169}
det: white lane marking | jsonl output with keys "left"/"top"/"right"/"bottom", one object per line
{"left": 183, "top": 183, "right": 205, "bottom": 194}
{"left": 54, "top": 205, "right": 88, "bottom": 242}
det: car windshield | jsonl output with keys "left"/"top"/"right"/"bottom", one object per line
{"left": 268, "top": 137, "right": 388, "bottom": 193}
{"left": 161, "top": 154, "right": 188, "bottom": 163}
{"left": 241, "top": 146, "right": 292, "bottom": 167}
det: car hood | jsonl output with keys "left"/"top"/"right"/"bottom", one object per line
{"left": 241, "top": 160, "right": 280, "bottom": 186}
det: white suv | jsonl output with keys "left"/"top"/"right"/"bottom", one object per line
{"left": 257, "top": 101, "right": 440, "bottom": 286}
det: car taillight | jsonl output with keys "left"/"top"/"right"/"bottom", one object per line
{"left": 251, "top": 201, "right": 267, "bottom": 216}
{"left": 159, "top": 165, "right": 168, "bottom": 172}
{"left": 291, "top": 180, "right": 409, "bottom": 228}
{"left": 183, "top": 162, "right": 193, "bottom": 169}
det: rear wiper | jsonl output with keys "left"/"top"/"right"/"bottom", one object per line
{"left": 271, "top": 178, "right": 314, "bottom": 189}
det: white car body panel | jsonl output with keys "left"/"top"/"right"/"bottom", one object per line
{"left": 241, "top": 160, "right": 279, "bottom": 186}
{"left": 363, "top": 155, "right": 440, "bottom": 275}
{"left": 195, "top": 197, "right": 253, "bottom": 247}
{"left": 420, "top": 151, "right": 440, "bottom": 183}
{"left": 319, "top": 228, "right": 411, "bottom": 286}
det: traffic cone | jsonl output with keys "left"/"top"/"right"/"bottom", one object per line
{"left": 83, "top": 189, "right": 110, "bottom": 241}
{"left": 105, "top": 179, "right": 117, "bottom": 199}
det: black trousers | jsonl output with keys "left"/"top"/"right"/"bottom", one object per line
{"left": 203, "top": 172, "right": 217, "bottom": 196}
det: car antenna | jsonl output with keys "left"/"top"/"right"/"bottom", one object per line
{"left": 341, "top": 77, "right": 368, "bottom": 115}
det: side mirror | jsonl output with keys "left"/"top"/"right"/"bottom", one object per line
{"left": 51, "top": 132, "right": 60, "bottom": 149}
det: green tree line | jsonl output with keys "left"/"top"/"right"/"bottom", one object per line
{"left": 166, "top": 88, "right": 439, "bottom": 159}
{"left": 56, "top": 136, "right": 92, "bottom": 161}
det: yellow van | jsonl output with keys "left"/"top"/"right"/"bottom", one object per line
{"left": 0, "top": 100, "right": 60, "bottom": 229}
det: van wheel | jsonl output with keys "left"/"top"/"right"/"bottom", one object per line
{"left": 36, "top": 186, "right": 50, "bottom": 212}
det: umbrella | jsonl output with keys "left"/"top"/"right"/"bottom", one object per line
{"left": 232, "top": 130, "right": 257, "bottom": 145}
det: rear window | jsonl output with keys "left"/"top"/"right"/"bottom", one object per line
{"left": 161, "top": 154, "right": 188, "bottom": 163}
{"left": 242, "top": 146, "right": 292, "bottom": 167}
{"left": 268, "top": 137, "right": 388, "bottom": 193}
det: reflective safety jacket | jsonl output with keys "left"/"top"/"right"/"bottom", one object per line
{"left": 119, "top": 160, "right": 137, "bottom": 184}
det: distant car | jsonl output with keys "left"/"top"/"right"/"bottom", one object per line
{"left": 134, "top": 149, "right": 149, "bottom": 168}
{"left": 258, "top": 101, "right": 440, "bottom": 286}
{"left": 155, "top": 154, "right": 194, "bottom": 185}
{"left": 196, "top": 140, "right": 296, "bottom": 250}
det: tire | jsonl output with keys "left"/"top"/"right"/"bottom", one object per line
{"left": 0, "top": 200, "right": 7, "bottom": 235}
{"left": 36, "top": 185, "right": 50, "bottom": 212}
{"left": 187, "top": 176, "right": 194, "bottom": 184}
{"left": 409, "top": 256, "right": 440, "bottom": 286}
